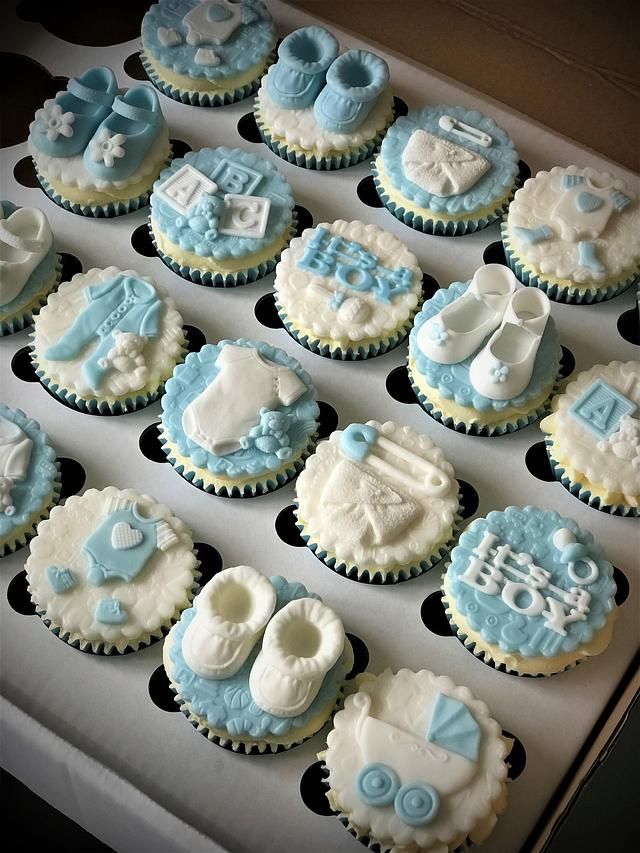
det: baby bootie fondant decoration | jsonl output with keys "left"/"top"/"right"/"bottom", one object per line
{"left": 83, "top": 86, "right": 166, "bottom": 181}
{"left": 182, "top": 565, "right": 276, "bottom": 679}
{"left": 417, "top": 265, "right": 517, "bottom": 365}
{"left": 469, "top": 288, "right": 550, "bottom": 400}
{"left": 249, "top": 597, "right": 345, "bottom": 717}
{"left": 314, "top": 49, "right": 390, "bottom": 134}
{"left": 30, "top": 66, "right": 118, "bottom": 158}
{"left": 268, "top": 26, "right": 339, "bottom": 109}
{"left": 0, "top": 207, "right": 53, "bottom": 306}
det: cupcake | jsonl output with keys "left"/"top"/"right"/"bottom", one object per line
{"left": 141, "top": 0, "right": 276, "bottom": 107}
{"left": 164, "top": 564, "right": 352, "bottom": 753}
{"left": 31, "top": 266, "right": 186, "bottom": 414}
{"left": 295, "top": 420, "right": 461, "bottom": 583}
{"left": 0, "top": 404, "right": 61, "bottom": 557}
{"left": 442, "top": 505, "right": 617, "bottom": 676}
{"left": 26, "top": 486, "right": 200, "bottom": 654}
{"left": 150, "top": 146, "right": 295, "bottom": 287}
{"left": 408, "top": 265, "right": 562, "bottom": 435}
{"left": 160, "top": 338, "right": 319, "bottom": 497}
{"left": 372, "top": 105, "right": 519, "bottom": 235}
{"left": 541, "top": 360, "right": 639, "bottom": 516}
{"left": 0, "top": 201, "right": 62, "bottom": 336}
{"left": 274, "top": 220, "right": 423, "bottom": 359}
{"left": 28, "top": 66, "right": 170, "bottom": 216}
{"left": 503, "top": 165, "right": 640, "bottom": 303}
{"left": 320, "top": 669, "right": 510, "bottom": 852}
{"left": 254, "top": 26, "right": 393, "bottom": 170}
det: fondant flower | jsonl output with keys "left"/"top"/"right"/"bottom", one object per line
{"left": 490, "top": 362, "right": 509, "bottom": 383}
{"left": 428, "top": 319, "right": 448, "bottom": 345}
{"left": 34, "top": 104, "right": 75, "bottom": 141}
{"left": 88, "top": 129, "right": 127, "bottom": 168}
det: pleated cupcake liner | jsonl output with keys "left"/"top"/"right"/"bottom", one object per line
{"left": 502, "top": 225, "right": 638, "bottom": 304}
{"left": 140, "top": 50, "right": 275, "bottom": 108}
{"left": 294, "top": 502, "right": 463, "bottom": 584}
{"left": 254, "top": 104, "right": 394, "bottom": 171}
{"left": 407, "top": 364, "right": 558, "bottom": 436}
{"left": 167, "top": 675, "right": 346, "bottom": 755}
{"left": 0, "top": 463, "right": 62, "bottom": 558}
{"left": 160, "top": 430, "right": 317, "bottom": 498}
{"left": 372, "top": 161, "right": 515, "bottom": 235}
{"left": 544, "top": 436, "right": 639, "bottom": 517}
{"left": 440, "top": 581, "right": 579, "bottom": 678}
{"left": 29, "top": 569, "right": 201, "bottom": 656}
{"left": 0, "top": 253, "right": 62, "bottom": 336}
{"left": 275, "top": 301, "right": 415, "bottom": 361}
{"left": 149, "top": 214, "right": 296, "bottom": 288}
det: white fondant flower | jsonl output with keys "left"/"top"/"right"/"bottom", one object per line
{"left": 490, "top": 362, "right": 509, "bottom": 383}
{"left": 89, "top": 129, "right": 127, "bottom": 168}
{"left": 34, "top": 104, "right": 75, "bottom": 141}
{"left": 428, "top": 319, "right": 448, "bottom": 345}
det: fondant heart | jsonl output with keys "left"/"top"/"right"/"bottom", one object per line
{"left": 111, "top": 521, "right": 143, "bottom": 550}
{"left": 195, "top": 47, "right": 220, "bottom": 66}
{"left": 157, "top": 26, "right": 182, "bottom": 47}
{"left": 207, "top": 3, "right": 231, "bottom": 22}
{"left": 575, "top": 191, "right": 604, "bottom": 213}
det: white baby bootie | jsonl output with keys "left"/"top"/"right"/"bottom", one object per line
{"left": 0, "top": 207, "right": 53, "bottom": 306}
{"left": 182, "top": 565, "right": 276, "bottom": 680}
{"left": 249, "top": 597, "right": 345, "bottom": 717}
{"left": 469, "top": 288, "right": 550, "bottom": 401}
{"left": 416, "top": 265, "right": 516, "bottom": 365}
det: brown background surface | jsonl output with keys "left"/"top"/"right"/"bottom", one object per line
{"left": 290, "top": 0, "right": 639, "bottom": 172}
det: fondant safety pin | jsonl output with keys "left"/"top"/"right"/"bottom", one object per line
{"left": 341, "top": 423, "right": 452, "bottom": 497}
{"left": 438, "top": 115, "right": 492, "bottom": 148}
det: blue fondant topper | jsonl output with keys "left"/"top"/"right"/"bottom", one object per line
{"left": 297, "top": 226, "right": 414, "bottom": 304}
{"left": 340, "top": 423, "right": 379, "bottom": 461}
{"left": 426, "top": 693, "right": 481, "bottom": 762}
{"left": 568, "top": 379, "right": 636, "bottom": 440}
{"left": 46, "top": 566, "right": 76, "bottom": 594}
{"left": 95, "top": 598, "right": 128, "bottom": 624}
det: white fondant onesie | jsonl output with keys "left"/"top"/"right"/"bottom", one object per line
{"left": 0, "top": 416, "right": 33, "bottom": 515}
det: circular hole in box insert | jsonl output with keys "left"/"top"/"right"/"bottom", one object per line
{"left": 345, "top": 632, "right": 369, "bottom": 680}
{"left": 356, "top": 175, "right": 384, "bottom": 209}
{"left": 617, "top": 304, "right": 639, "bottom": 346}
{"left": 139, "top": 423, "right": 167, "bottom": 464}
{"left": 300, "top": 761, "right": 333, "bottom": 816}
{"left": 457, "top": 479, "right": 479, "bottom": 519}
{"left": 515, "top": 160, "right": 531, "bottom": 188}
{"left": 193, "top": 542, "right": 223, "bottom": 586}
{"left": 237, "top": 112, "right": 262, "bottom": 144}
{"left": 275, "top": 504, "right": 304, "bottom": 547}
{"left": 386, "top": 364, "right": 416, "bottom": 405}
{"left": 293, "top": 204, "right": 313, "bottom": 236}
{"left": 13, "top": 156, "right": 40, "bottom": 189}
{"left": 0, "top": 53, "right": 67, "bottom": 149}
{"left": 58, "top": 457, "right": 86, "bottom": 500}
{"left": 59, "top": 252, "right": 82, "bottom": 281}
{"left": 612, "top": 567, "right": 629, "bottom": 607}
{"left": 393, "top": 95, "right": 409, "bottom": 118}
{"left": 482, "top": 240, "right": 507, "bottom": 267}
{"left": 421, "top": 274, "right": 440, "bottom": 301}
{"left": 11, "top": 346, "right": 38, "bottom": 383}
{"left": 317, "top": 401, "right": 338, "bottom": 439}
{"left": 170, "top": 138, "right": 192, "bottom": 160}
{"left": 124, "top": 51, "right": 147, "bottom": 81}
{"left": 184, "top": 324, "right": 206, "bottom": 353}
{"left": 525, "top": 441, "right": 555, "bottom": 483}
{"left": 420, "top": 591, "right": 454, "bottom": 638}
{"left": 131, "top": 222, "right": 157, "bottom": 258}
{"left": 254, "top": 291, "right": 283, "bottom": 330}
{"left": 559, "top": 345, "right": 575, "bottom": 379}
{"left": 148, "top": 664, "right": 179, "bottom": 712}
{"left": 7, "top": 571, "right": 37, "bottom": 616}
{"left": 502, "top": 729, "right": 527, "bottom": 780}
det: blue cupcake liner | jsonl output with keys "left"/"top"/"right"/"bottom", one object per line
{"left": 294, "top": 501, "right": 463, "bottom": 584}
{"left": 160, "top": 430, "right": 317, "bottom": 498}
{"left": 31, "top": 569, "right": 201, "bottom": 655}
{"left": 544, "top": 436, "right": 639, "bottom": 517}
{"left": 502, "top": 224, "right": 638, "bottom": 304}
{"left": 276, "top": 301, "right": 416, "bottom": 361}
{"left": 150, "top": 212, "right": 296, "bottom": 288}
{"left": 1, "top": 253, "right": 62, "bottom": 336}
{"left": 1, "top": 459, "right": 61, "bottom": 558}
{"left": 372, "top": 159, "right": 515, "bottom": 235}
{"left": 140, "top": 49, "right": 275, "bottom": 108}
{"left": 441, "top": 579, "right": 587, "bottom": 677}
{"left": 255, "top": 105, "right": 394, "bottom": 171}
{"left": 407, "top": 362, "right": 559, "bottom": 436}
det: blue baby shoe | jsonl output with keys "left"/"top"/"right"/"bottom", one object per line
{"left": 83, "top": 86, "right": 166, "bottom": 181}
{"left": 314, "top": 49, "right": 389, "bottom": 134}
{"left": 267, "top": 26, "right": 339, "bottom": 109}
{"left": 31, "top": 66, "right": 119, "bottom": 158}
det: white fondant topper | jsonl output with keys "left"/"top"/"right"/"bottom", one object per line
{"left": 182, "top": 344, "right": 306, "bottom": 456}
{"left": 182, "top": 565, "right": 276, "bottom": 679}
{"left": 0, "top": 416, "right": 33, "bottom": 516}
{"left": 248, "top": 597, "right": 345, "bottom": 717}
{"left": 0, "top": 206, "right": 53, "bottom": 306}
{"left": 154, "top": 164, "right": 219, "bottom": 215}
{"left": 183, "top": 0, "right": 244, "bottom": 46}
{"left": 402, "top": 129, "right": 490, "bottom": 197}
{"left": 218, "top": 194, "right": 271, "bottom": 238}
{"left": 438, "top": 114, "right": 492, "bottom": 148}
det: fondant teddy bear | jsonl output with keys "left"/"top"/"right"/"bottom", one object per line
{"left": 98, "top": 330, "right": 148, "bottom": 379}
{"left": 241, "top": 408, "right": 293, "bottom": 459}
